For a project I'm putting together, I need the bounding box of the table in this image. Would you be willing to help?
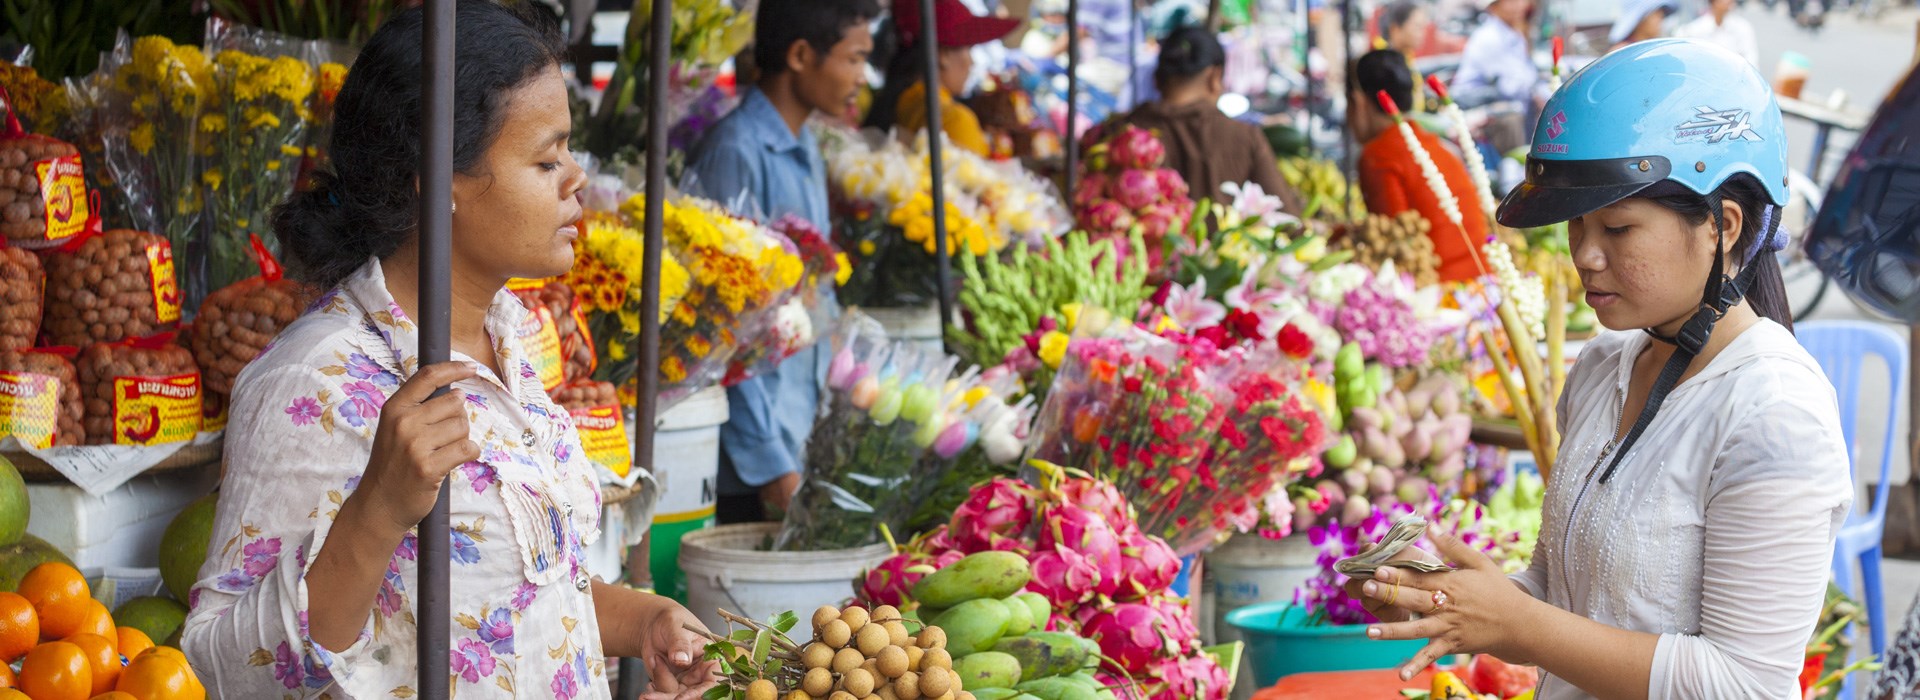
[1251,669,1436,700]
[1777,95,1872,182]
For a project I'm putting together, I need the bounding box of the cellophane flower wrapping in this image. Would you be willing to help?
[776,314,991,551]
[565,210,692,392]
[100,33,214,280]
[721,214,843,386]
[618,193,804,408]
[200,20,318,299]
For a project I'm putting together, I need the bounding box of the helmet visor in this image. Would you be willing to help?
[1496,155,1675,228]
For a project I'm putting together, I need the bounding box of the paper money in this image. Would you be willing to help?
[1333,515,1456,577]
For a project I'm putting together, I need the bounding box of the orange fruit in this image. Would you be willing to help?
[115,627,153,662]
[18,564,90,641]
[65,634,119,695]
[116,650,202,700]
[69,601,114,647]
[0,660,13,687]
[89,693,139,700]
[0,690,26,700]
[20,641,93,700]
[0,592,37,662]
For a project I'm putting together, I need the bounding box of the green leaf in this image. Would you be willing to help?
[730,629,757,644]
[771,610,799,635]
[703,685,732,700]
[751,629,771,667]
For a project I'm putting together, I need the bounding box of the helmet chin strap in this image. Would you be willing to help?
[1599,202,1779,483]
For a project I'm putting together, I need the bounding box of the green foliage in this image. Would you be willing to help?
[1,0,203,79]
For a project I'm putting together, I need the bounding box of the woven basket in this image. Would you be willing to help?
[6,440,223,483]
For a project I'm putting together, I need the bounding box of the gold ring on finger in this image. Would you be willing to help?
[1427,589,1449,615]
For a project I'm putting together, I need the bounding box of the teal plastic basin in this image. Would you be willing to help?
[1225,601,1427,687]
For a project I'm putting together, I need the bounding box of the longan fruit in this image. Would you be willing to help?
[804,667,835,696]
[876,645,909,678]
[916,627,947,651]
[894,671,923,700]
[856,622,891,655]
[919,666,952,697]
[954,693,975,700]
[841,606,872,632]
[877,686,900,700]
[822,619,854,649]
[747,679,777,700]
[804,642,835,669]
[784,692,811,700]
[922,648,953,672]
[815,605,843,630]
[844,668,877,697]
[831,693,858,700]
[883,621,910,647]
[833,646,866,674]
[872,605,902,622]
[905,645,925,672]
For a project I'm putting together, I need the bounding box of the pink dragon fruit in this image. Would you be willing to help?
[861,551,921,606]
[1154,168,1190,201]
[1075,172,1112,209]
[1083,199,1135,234]
[1149,595,1201,653]
[1113,530,1182,601]
[1136,207,1177,241]
[1110,126,1167,171]
[1112,169,1161,211]
[1038,504,1122,597]
[1080,602,1179,673]
[1060,478,1133,527]
[949,477,1036,554]
[1026,544,1103,609]
[1147,655,1231,700]
[1047,612,1081,633]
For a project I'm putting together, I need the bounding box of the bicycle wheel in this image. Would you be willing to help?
[1779,169,1831,321]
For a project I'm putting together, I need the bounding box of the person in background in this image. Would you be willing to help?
[686,0,879,524]
[869,0,1019,156]
[1675,0,1759,66]
[1610,0,1678,49]
[1349,49,1489,283]
[1451,0,1543,111]
[1376,0,1432,111]
[1109,25,1302,211]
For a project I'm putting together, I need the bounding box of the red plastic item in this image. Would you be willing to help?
[1251,669,1436,700]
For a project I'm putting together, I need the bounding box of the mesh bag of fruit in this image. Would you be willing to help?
[0,84,91,250]
[43,227,181,347]
[0,348,85,447]
[77,335,202,446]
[191,234,316,396]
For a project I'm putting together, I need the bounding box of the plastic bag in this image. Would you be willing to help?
[77,335,202,446]
[721,214,842,386]
[191,234,315,396]
[0,83,90,249]
[0,348,84,447]
[198,19,318,296]
[551,379,634,481]
[43,227,181,347]
[511,278,594,391]
[0,246,43,351]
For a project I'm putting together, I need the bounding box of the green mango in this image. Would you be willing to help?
[1014,592,1051,626]
[913,551,1032,608]
[955,651,1022,690]
[971,690,1022,700]
[1001,596,1035,636]
[932,598,1013,656]
[1015,676,1100,700]
[993,632,1099,681]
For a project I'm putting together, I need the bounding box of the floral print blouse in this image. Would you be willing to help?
[182,258,611,699]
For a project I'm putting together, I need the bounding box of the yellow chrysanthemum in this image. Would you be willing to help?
[1037,331,1070,369]
[129,123,156,155]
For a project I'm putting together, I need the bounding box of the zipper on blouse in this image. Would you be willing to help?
[1540,385,1626,697]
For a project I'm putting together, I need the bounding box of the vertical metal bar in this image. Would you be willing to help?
[1911,323,1918,541]
[1298,0,1314,157]
[1341,0,1354,217]
[1063,0,1080,194]
[1126,0,1136,109]
[617,0,673,691]
[922,0,955,348]
[415,0,455,695]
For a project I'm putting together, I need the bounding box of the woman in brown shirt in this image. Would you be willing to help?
[1111,26,1304,213]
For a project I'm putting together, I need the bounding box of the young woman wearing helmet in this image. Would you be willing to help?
[1344,39,1852,698]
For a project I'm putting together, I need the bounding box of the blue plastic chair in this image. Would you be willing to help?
[1799,320,1908,665]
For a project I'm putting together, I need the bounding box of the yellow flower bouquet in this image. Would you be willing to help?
[202,28,318,296]
[101,34,215,259]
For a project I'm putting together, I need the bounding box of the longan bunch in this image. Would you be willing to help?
[1338,212,1440,287]
[769,604,977,700]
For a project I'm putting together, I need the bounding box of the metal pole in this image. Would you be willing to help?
[1340,0,1354,216]
[617,0,673,692]
[1126,0,1136,109]
[1298,0,1314,157]
[415,0,454,695]
[1064,0,1080,194]
[922,0,955,348]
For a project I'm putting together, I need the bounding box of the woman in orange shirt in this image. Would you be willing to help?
[1348,49,1489,283]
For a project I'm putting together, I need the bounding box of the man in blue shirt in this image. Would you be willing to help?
[1450,0,1542,110]
[686,0,879,524]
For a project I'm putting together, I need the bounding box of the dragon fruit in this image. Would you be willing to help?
[949,477,1037,553]
[1076,171,1112,209]
[1084,199,1135,233]
[1112,169,1161,211]
[1110,126,1166,170]
[860,529,965,606]
[1148,655,1231,700]
[1038,504,1122,596]
[1149,595,1201,653]
[1080,602,1179,673]
[1113,529,1181,601]
[1154,168,1189,202]
[1060,478,1133,527]
[1136,207,1177,241]
[1026,544,1103,609]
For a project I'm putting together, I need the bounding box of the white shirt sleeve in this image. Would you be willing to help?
[1647,384,1852,698]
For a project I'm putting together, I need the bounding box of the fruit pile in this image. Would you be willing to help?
[1296,344,1474,530]
[1278,157,1365,222]
[863,471,1230,700]
[695,604,980,700]
[1406,656,1536,700]
[1335,212,1440,287]
[1,561,204,700]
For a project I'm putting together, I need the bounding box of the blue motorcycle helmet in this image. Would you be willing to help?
[1497,39,1792,483]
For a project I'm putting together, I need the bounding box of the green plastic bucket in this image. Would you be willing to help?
[1225,601,1427,687]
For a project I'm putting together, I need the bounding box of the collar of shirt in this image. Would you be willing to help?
[729,88,831,229]
[737,88,812,159]
[336,256,537,405]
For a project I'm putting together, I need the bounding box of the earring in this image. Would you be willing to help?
[451,201,458,215]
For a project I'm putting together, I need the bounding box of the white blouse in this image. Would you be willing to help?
[182,259,611,699]
[1513,321,1852,699]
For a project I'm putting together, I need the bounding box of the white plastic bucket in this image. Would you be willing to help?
[645,386,729,600]
[1204,534,1320,700]
[680,523,891,640]
[861,305,943,354]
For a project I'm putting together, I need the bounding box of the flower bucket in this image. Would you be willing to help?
[644,387,728,601]
[1226,601,1425,687]
[680,522,891,642]
[861,304,943,354]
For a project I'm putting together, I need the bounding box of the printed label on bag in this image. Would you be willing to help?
[517,306,565,392]
[202,389,228,433]
[0,371,62,449]
[33,155,88,242]
[569,303,596,376]
[145,242,181,324]
[507,278,547,293]
[112,373,201,446]
[570,403,632,478]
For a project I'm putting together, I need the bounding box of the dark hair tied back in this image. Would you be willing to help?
[1154,24,1226,86]
[1640,175,1796,333]
[272,0,567,289]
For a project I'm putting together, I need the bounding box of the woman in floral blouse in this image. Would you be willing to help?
[180,3,718,698]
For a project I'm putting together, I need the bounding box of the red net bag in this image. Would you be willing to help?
[77,335,201,446]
